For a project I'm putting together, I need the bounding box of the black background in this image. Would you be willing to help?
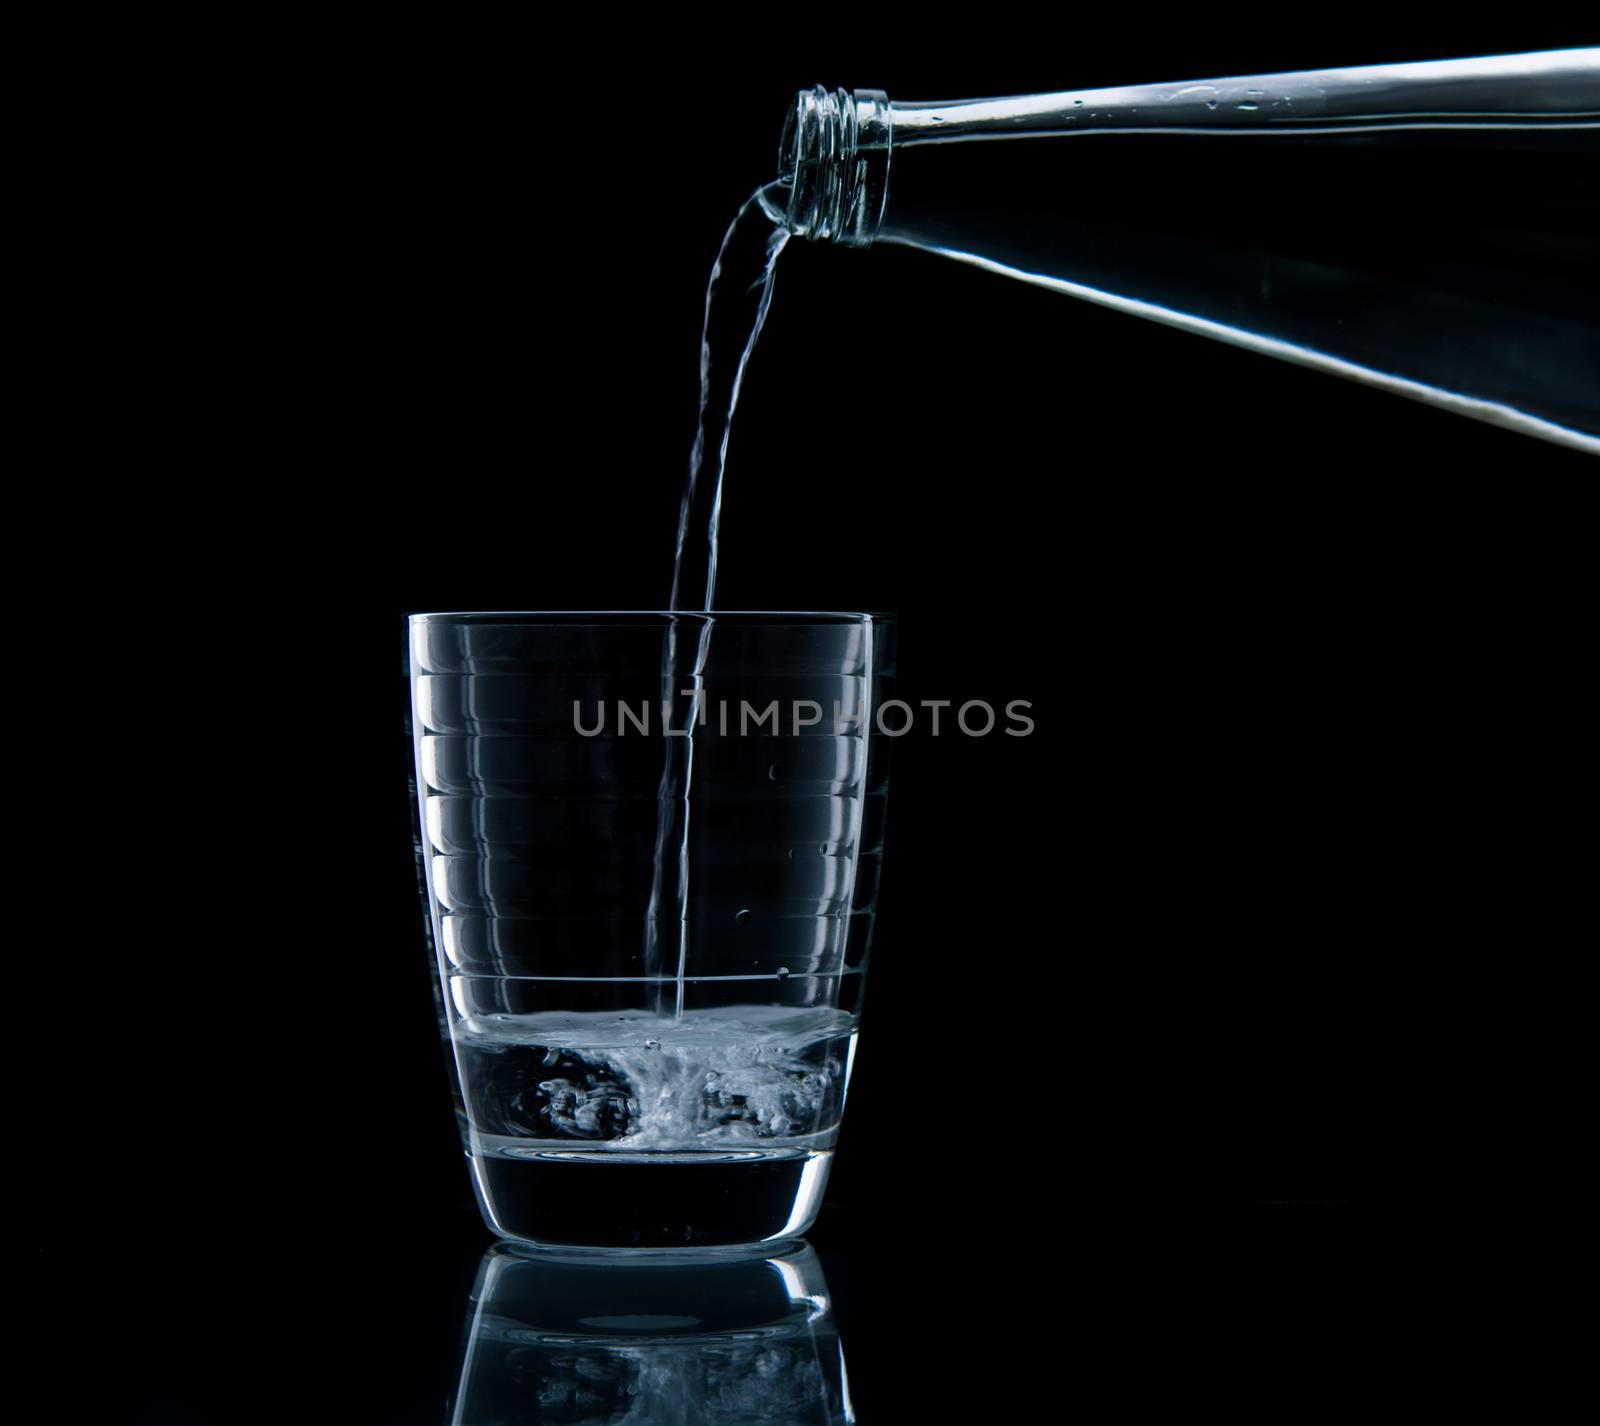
[69,19,1594,1424]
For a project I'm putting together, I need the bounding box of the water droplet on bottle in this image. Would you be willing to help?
[767,764,779,781]
[818,844,829,855]
[1237,102,1259,111]
[1073,98,1083,106]
[776,966,790,980]
[1205,99,1218,110]
[644,1037,660,1050]
[787,847,795,861]
[736,908,751,923]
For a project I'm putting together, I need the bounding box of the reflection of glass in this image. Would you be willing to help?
[447,1240,853,1424]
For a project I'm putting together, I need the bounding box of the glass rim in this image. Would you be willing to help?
[409,610,895,625]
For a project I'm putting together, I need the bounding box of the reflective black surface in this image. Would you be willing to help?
[71,16,1598,1423]
[90,1201,1355,1423]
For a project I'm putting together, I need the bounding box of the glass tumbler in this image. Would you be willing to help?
[408,612,893,1249]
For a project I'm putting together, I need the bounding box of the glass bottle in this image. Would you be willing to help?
[773,49,1600,452]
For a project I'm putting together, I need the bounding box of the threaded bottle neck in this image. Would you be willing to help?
[779,86,892,246]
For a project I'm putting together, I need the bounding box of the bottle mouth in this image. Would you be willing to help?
[778,86,891,246]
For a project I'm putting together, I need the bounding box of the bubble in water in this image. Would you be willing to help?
[735,909,751,924]
[787,847,795,861]
[459,1006,856,1150]
[767,764,779,781]
[776,966,790,980]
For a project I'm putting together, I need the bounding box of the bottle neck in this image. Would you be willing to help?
[779,86,892,247]
[779,50,1600,245]
[884,49,1600,140]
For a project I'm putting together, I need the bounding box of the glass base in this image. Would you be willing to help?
[467,1147,834,1251]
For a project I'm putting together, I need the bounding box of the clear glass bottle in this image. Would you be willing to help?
[773,49,1600,451]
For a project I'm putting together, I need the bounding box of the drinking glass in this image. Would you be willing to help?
[408,612,893,1249]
